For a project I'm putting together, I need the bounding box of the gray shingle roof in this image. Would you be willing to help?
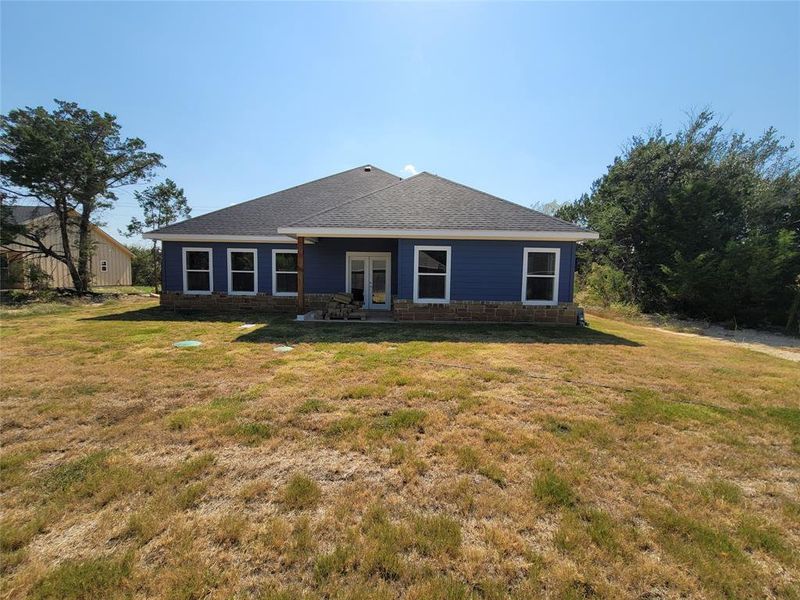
[148,166,593,238]
[149,165,400,237]
[7,205,54,224]
[286,172,590,233]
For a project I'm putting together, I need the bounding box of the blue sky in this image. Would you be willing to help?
[2,1,798,244]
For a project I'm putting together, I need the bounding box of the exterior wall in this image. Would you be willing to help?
[162,239,398,295]
[91,239,133,286]
[160,238,579,324]
[5,215,132,288]
[393,299,577,324]
[396,239,575,303]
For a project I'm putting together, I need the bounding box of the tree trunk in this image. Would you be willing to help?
[76,206,93,294]
[151,240,160,293]
[55,199,84,292]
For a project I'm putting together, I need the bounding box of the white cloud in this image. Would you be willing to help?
[403,164,419,176]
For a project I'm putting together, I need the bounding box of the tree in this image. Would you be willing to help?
[123,179,190,292]
[126,244,160,288]
[0,100,163,293]
[557,111,800,327]
[530,200,563,216]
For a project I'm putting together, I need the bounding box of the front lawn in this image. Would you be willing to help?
[1,297,798,599]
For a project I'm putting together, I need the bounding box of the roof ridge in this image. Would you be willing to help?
[285,172,423,227]
[420,172,590,232]
[151,165,400,233]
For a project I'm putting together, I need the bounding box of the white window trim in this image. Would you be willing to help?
[413,245,451,304]
[272,248,298,297]
[99,260,108,272]
[227,248,258,296]
[521,247,560,306]
[182,247,213,295]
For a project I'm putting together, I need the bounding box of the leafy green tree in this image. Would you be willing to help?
[126,244,160,288]
[123,179,190,292]
[0,100,163,293]
[558,111,800,327]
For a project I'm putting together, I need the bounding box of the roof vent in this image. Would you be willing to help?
[364,166,372,172]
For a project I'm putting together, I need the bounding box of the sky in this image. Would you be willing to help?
[2,1,798,244]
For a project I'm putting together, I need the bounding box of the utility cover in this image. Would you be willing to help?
[174,340,202,348]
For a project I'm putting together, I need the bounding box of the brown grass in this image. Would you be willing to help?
[1,296,798,598]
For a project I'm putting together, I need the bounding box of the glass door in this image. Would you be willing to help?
[347,253,391,310]
[369,257,388,310]
[350,258,366,304]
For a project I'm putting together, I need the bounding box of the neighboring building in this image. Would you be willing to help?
[145,166,598,323]
[1,206,133,289]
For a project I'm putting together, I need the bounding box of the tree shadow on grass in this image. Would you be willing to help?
[84,306,641,346]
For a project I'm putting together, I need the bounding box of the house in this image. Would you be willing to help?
[1,205,133,289]
[144,166,598,323]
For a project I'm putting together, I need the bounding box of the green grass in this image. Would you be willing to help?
[297,398,332,414]
[281,474,322,510]
[375,408,426,432]
[737,517,795,564]
[30,553,133,600]
[41,451,110,494]
[616,389,724,425]
[93,285,156,295]
[326,415,365,438]
[532,467,576,509]
[229,421,274,445]
[454,446,505,486]
[646,506,753,597]
[412,514,462,558]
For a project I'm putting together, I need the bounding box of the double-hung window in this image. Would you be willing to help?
[228,249,257,295]
[413,245,450,303]
[522,247,560,305]
[272,249,298,296]
[183,248,213,294]
[100,260,108,273]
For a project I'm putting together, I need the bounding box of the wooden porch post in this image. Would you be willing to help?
[297,236,305,315]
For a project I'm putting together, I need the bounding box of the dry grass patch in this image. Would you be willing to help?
[1,298,798,598]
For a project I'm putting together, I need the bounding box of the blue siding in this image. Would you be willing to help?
[304,238,398,295]
[397,239,576,303]
[163,239,397,295]
[163,238,576,302]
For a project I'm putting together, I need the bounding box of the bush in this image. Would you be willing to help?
[580,263,631,307]
[25,262,52,291]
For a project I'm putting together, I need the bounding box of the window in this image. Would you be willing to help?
[272,249,297,296]
[182,248,213,294]
[522,248,560,305]
[413,245,450,303]
[227,249,257,295]
[100,260,108,273]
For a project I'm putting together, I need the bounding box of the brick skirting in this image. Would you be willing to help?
[160,291,330,313]
[160,292,579,325]
[392,299,578,325]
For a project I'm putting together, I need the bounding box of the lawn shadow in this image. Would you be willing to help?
[84,306,641,346]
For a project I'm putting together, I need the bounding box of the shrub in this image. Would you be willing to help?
[580,263,632,307]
